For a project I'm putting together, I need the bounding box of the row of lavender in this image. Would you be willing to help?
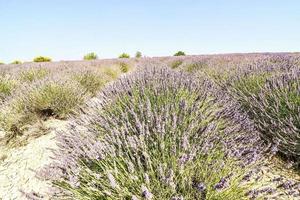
[31,55,300,199]
[166,53,300,165]
[213,54,300,166]
[0,60,133,146]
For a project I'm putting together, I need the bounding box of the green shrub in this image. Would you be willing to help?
[119,62,130,73]
[185,61,208,73]
[102,68,120,79]
[0,80,87,145]
[231,73,271,111]
[11,60,22,64]
[19,68,49,82]
[119,53,130,58]
[202,68,231,84]
[135,51,142,58]
[174,51,186,56]
[83,52,98,60]
[0,77,17,100]
[73,71,107,96]
[14,81,86,119]
[0,109,34,144]
[0,61,4,65]
[33,56,52,62]
[170,60,183,69]
[233,73,270,96]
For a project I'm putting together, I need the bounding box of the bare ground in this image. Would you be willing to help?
[0,119,67,200]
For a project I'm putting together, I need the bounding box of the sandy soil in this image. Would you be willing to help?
[0,119,67,200]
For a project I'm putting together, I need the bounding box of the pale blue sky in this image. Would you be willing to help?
[0,0,299,62]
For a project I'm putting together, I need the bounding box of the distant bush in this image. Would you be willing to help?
[174,51,186,56]
[19,68,49,82]
[83,52,98,60]
[0,61,4,65]
[119,53,130,58]
[11,60,22,64]
[135,51,142,58]
[170,60,183,69]
[33,56,52,62]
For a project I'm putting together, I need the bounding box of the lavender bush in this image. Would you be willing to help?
[119,62,130,73]
[40,66,270,199]
[0,75,17,101]
[19,68,49,82]
[0,78,87,145]
[231,70,300,163]
[169,60,183,69]
[73,70,108,96]
[208,54,300,167]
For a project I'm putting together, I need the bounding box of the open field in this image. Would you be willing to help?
[0,53,300,199]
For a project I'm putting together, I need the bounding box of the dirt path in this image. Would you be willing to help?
[0,120,67,200]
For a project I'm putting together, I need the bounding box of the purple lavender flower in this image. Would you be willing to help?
[214,177,229,191]
[141,185,153,200]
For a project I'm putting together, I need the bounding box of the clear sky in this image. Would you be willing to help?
[0,0,299,62]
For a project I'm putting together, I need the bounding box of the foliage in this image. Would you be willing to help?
[230,72,271,111]
[102,68,120,79]
[0,80,87,144]
[14,81,86,119]
[135,51,142,58]
[170,60,183,69]
[19,68,49,82]
[0,76,17,100]
[174,51,186,56]
[0,109,34,144]
[73,71,107,96]
[119,62,130,73]
[119,53,130,59]
[11,60,22,64]
[231,71,300,162]
[83,52,98,60]
[185,61,209,73]
[33,56,52,62]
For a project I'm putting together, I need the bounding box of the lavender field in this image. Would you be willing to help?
[0,53,300,199]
